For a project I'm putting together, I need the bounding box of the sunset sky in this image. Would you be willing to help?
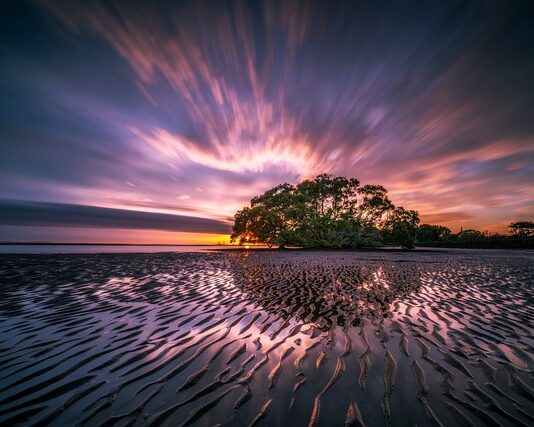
[1,1,533,243]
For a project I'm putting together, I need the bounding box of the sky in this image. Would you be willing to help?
[1,0,533,243]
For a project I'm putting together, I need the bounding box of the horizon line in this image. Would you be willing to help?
[0,242,236,246]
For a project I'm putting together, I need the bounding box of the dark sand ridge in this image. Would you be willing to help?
[0,250,532,426]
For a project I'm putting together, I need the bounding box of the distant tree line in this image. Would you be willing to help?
[415,221,534,249]
[231,174,419,249]
[231,174,534,250]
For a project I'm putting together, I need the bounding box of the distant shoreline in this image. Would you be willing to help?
[0,243,232,246]
[417,239,534,250]
[0,242,532,250]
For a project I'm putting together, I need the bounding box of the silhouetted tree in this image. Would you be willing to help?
[381,207,420,249]
[416,224,452,242]
[231,174,413,248]
[231,183,294,247]
[508,221,534,238]
[456,229,486,241]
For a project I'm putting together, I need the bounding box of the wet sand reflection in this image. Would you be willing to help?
[0,250,532,426]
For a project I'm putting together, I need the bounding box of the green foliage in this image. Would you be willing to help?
[508,221,534,238]
[414,221,534,249]
[231,174,416,248]
[455,229,487,241]
[416,224,452,242]
[381,207,420,249]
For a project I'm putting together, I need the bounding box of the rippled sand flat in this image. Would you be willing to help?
[0,249,533,426]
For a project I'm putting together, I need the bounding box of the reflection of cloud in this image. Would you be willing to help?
[0,200,231,233]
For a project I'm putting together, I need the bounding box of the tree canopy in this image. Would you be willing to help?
[508,221,534,238]
[231,174,419,249]
[413,222,534,249]
[416,224,452,242]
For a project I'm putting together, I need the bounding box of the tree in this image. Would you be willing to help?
[456,229,486,241]
[416,224,452,242]
[231,174,417,248]
[382,207,420,249]
[508,221,534,238]
[231,184,294,247]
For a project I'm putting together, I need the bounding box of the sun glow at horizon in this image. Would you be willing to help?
[0,2,532,242]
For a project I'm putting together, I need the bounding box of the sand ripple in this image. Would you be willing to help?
[0,250,532,426]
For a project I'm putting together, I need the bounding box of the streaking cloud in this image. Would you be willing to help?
[46,0,325,178]
[0,1,533,242]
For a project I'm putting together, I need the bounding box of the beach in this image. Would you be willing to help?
[0,249,533,426]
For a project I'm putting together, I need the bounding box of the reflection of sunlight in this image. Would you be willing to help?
[7,247,532,427]
[232,257,426,330]
[222,308,318,370]
[99,277,135,297]
[99,257,426,380]
[373,267,390,289]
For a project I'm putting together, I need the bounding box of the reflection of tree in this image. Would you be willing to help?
[229,256,423,330]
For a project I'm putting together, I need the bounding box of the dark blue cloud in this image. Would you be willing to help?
[0,200,231,233]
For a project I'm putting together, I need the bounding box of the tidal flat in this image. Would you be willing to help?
[0,249,533,426]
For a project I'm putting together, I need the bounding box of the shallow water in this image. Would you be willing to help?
[0,245,242,254]
[0,250,533,426]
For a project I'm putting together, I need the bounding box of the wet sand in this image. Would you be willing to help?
[0,249,533,426]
